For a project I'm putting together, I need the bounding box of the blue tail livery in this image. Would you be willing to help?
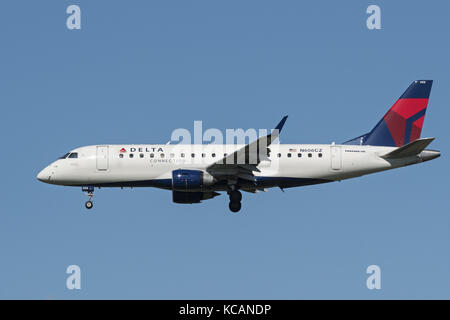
[344,80,433,147]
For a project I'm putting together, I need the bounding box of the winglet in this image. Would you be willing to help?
[275,115,288,133]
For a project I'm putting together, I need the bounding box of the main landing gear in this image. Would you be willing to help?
[228,189,242,213]
[82,186,94,210]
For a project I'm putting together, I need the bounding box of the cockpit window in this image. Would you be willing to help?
[58,152,70,159]
[68,152,78,158]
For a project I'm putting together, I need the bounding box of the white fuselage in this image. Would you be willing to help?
[37,143,435,191]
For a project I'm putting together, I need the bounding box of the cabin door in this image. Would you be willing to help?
[96,146,109,171]
[330,146,342,170]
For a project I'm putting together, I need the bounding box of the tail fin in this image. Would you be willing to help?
[344,80,433,147]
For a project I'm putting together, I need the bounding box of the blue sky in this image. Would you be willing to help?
[0,0,449,299]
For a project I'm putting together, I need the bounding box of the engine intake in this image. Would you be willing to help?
[172,169,215,191]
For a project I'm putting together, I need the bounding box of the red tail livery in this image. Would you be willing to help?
[344,80,433,147]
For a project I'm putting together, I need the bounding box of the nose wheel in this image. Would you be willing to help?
[82,186,94,210]
[85,200,93,209]
[228,190,242,213]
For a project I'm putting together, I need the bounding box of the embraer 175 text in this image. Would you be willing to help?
[37,81,440,212]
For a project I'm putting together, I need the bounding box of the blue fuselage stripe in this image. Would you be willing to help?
[73,177,331,189]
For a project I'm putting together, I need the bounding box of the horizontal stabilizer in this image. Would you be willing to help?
[380,137,435,159]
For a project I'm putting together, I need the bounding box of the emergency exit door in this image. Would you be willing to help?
[96,146,109,171]
[330,145,342,170]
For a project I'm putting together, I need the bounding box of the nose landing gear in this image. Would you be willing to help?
[85,200,93,209]
[82,186,94,210]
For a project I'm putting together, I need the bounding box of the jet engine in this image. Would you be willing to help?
[172,191,220,204]
[171,169,216,192]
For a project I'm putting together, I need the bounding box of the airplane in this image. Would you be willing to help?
[37,80,440,213]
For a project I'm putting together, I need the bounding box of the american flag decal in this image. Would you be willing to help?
[289,148,296,152]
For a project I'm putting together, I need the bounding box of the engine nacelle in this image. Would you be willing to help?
[172,169,216,192]
[172,191,219,204]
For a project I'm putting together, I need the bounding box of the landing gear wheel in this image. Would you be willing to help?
[229,201,241,213]
[82,186,95,210]
[85,200,93,209]
[230,190,242,202]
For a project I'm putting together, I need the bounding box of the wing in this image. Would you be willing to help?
[206,116,288,183]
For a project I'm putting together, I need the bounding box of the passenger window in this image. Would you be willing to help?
[140,153,144,158]
[318,153,323,158]
[202,153,206,158]
[287,153,291,158]
[191,153,195,158]
[308,153,312,158]
[297,153,302,158]
[181,153,185,158]
[119,154,124,159]
[68,152,78,158]
[129,154,134,158]
[212,153,216,157]
[224,153,227,157]
[150,153,154,158]
[170,153,175,158]
[277,153,281,158]
[160,153,165,158]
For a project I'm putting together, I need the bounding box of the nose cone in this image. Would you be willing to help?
[419,150,441,162]
[37,167,51,183]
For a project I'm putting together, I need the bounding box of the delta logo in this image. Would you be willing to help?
[119,147,164,153]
